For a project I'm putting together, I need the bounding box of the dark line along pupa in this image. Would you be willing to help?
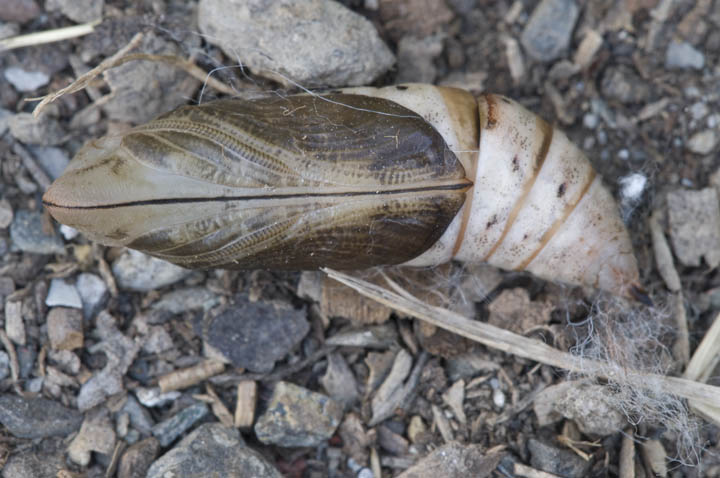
[42,84,642,300]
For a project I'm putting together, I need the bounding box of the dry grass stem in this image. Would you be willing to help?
[30,31,236,118]
[0,20,100,52]
[323,269,720,414]
[683,312,720,423]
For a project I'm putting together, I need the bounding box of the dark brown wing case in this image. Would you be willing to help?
[44,94,470,269]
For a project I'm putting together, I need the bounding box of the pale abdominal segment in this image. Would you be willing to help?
[42,84,640,299]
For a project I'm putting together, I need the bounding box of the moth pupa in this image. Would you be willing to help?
[42,84,642,300]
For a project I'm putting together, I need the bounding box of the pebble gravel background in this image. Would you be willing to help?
[1,0,720,477]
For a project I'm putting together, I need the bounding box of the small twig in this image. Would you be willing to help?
[323,268,720,412]
[31,32,237,117]
[31,32,145,117]
[0,20,100,52]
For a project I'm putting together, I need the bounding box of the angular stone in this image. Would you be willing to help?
[112,249,191,292]
[68,410,117,466]
[45,0,104,22]
[9,210,64,255]
[46,278,83,309]
[397,442,502,478]
[199,296,308,373]
[151,402,209,447]
[7,113,65,146]
[76,272,109,319]
[47,307,84,350]
[0,394,82,439]
[667,188,720,268]
[255,381,343,447]
[198,0,394,87]
[147,423,282,478]
[666,41,704,70]
[101,32,200,123]
[528,439,591,477]
[520,0,579,62]
[27,145,70,180]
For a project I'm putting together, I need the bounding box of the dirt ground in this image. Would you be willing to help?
[1,0,720,477]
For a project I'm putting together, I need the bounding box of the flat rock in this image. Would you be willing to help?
[45,0,104,22]
[151,286,220,314]
[46,278,82,309]
[667,188,720,268]
[687,129,718,154]
[47,307,84,350]
[3,66,49,92]
[520,0,579,62]
[151,402,209,447]
[600,65,650,105]
[198,0,394,87]
[112,249,191,292]
[27,146,70,180]
[255,381,343,447]
[148,423,282,478]
[528,438,591,478]
[0,394,82,439]
[0,0,40,23]
[9,210,64,255]
[199,295,308,373]
[1,437,65,478]
[397,442,502,478]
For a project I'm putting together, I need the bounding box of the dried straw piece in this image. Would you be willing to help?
[31,32,237,118]
[323,268,720,413]
[683,312,720,424]
[0,20,100,52]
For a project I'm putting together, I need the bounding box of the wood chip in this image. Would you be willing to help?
[648,210,681,292]
[636,98,670,122]
[671,292,690,366]
[619,429,635,478]
[573,29,603,69]
[503,36,525,83]
[441,379,466,424]
[234,381,257,429]
[431,404,453,443]
[158,360,225,393]
[640,439,668,478]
